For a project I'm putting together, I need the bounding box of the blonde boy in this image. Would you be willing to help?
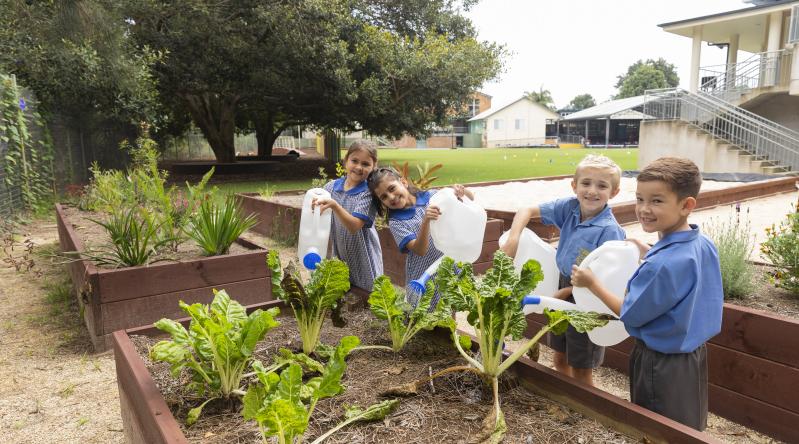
[501,154,625,386]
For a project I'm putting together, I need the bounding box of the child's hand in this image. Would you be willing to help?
[424,205,441,222]
[552,287,572,300]
[628,238,651,260]
[312,197,338,213]
[570,265,596,288]
[452,184,473,201]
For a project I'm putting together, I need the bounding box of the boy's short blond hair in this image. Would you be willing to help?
[637,157,701,199]
[575,154,622,189]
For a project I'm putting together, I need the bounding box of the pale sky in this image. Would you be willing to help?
[465,0,751,109]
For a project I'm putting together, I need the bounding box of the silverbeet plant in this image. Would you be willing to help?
[267,251,350,355]
[150,289,280,424]
[434,251,610,443]
[242,336,399,444]
[368,275,455,352]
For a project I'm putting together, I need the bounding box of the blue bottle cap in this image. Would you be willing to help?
[303,251,322,270]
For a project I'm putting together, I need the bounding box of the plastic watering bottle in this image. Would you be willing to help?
[409,257,443,295]
[499,228,559,313]
[297,188,332,270]
[429,188,487,263]
[571,240,640,346]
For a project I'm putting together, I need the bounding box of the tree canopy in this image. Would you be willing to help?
[524,86,555,110]
[568,94,595,111]
[615,58,678,99]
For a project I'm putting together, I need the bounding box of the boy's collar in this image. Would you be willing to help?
[332,177,367,195]
[388,191,430,220]
[573,202,614,227]
[646,224,700,257]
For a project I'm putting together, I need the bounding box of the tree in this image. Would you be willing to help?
[616,65,667,99]
[569,94,595,111]
[615,58,679,98]
[525,86,555,110]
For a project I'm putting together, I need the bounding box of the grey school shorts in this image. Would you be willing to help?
[629,339,708,431]
[547,274,606,369]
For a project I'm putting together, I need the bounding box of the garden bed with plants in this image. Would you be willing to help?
[113,251,717,444]
[56,134,273,351]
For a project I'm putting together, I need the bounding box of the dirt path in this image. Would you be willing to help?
[0,220,123,444]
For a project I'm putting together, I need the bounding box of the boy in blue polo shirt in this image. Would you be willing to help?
[501,154,625,387]
[571,157,723,431]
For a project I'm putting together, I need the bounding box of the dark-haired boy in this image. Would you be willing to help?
[571,157,723,431]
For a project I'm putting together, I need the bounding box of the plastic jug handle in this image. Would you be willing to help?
[312,202,321,231]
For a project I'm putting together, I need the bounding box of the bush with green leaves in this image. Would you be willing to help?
[433,252,609,442]
[267,251,350,355]
[149,289,281,424]
[185,195,257,256]
[87,206,171,267]
[703,216,756,299]
[368,275,454,352]
[761,207,799,295]
[243,335,398,444]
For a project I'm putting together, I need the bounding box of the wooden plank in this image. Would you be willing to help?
[100,277,271,335]
[95,250,269,303]
[710,304,799,367]
[484,219,503,241]
[113,331,189,444]
[707,343,799,414]
[709,383,799,444]
[475,241,499,264]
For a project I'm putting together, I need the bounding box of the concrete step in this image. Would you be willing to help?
[761,165,790,174]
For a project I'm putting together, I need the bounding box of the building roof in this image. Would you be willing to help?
[563,95,652,121]
[659,0,796,28]
[467,96,559,121]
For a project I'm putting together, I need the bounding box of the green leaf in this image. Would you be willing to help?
[368,276,403,321]
[277,364,304,405]
[242,384,267,421]
[186,398,216,426]
[266,250,285,300]
[262,398,309,441]
[275,348,325,374]
[153,318,190,345]
[210,289,247,324]
[313,336,360,400]
[240,308,280,356]
[344,399,400,421]
[150,340,191,376]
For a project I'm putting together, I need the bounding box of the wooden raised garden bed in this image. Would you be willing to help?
[525,303,799,443]
[55,203,273,351]
[113,299,719,443]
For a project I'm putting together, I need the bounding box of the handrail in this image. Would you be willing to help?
[643,88,798,172]
[699,49,792,100]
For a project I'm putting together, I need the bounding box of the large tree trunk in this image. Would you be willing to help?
[254,113,277,158]
[182,93,239,163]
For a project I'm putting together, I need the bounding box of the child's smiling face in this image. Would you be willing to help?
[635,180,693,235]
[571,166,620,220]
[344,149,376,183]
[372,177,413,210]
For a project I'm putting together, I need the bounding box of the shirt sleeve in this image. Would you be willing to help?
[539,197,573,228]
[322,180,334,193]
[597,224,626,245]
[621,260,688,328]
[389,218,416,253]
[350,191,375,228]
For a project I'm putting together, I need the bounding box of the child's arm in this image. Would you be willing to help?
[313,198,365,234]
[500,205,542,258]
[570,265,622,315]
[628,238,651,260]
[405,205,441,256]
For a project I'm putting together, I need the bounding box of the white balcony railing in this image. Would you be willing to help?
[699,49,793,102]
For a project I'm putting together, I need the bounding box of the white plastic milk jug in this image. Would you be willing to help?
[297,188,332,270]
[429,188,487,263]
[572,240,639,346]
[499,228,559,314]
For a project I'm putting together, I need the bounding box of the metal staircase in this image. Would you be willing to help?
[643,88,799,173]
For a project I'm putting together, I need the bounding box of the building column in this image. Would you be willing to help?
[604,118,610,147]
[584,120,589,145]
[765,11,784,86]
[689,27,703,93]
[726,33,739,87]
[790,45,799,95]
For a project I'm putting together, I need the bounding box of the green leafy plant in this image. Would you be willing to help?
[87,206,171,267]
[185,195,257,256]
[243,336,396,444]
[368,275,454,352]
[310,166,330,189]
[761,205,799,295]
[433,252,609,442]
[267,251,350,355]
[391,161,443,190]
[150,289,281,424]
[704,216,756,299]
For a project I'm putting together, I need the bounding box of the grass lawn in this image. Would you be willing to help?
[213,148,638,195]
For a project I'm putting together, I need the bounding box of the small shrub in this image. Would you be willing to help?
[761,206,799,296]
[88,207,171,267]
[391,161,443,190]
[185,195,258,256]
[703,216,756,299]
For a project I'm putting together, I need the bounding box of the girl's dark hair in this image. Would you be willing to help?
[344,139,378,164]
[366,166,420,216]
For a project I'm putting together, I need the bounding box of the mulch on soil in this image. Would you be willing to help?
[133,310,633,443]
[727,264,799,320]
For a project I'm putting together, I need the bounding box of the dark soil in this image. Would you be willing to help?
[132,310,634,443]
[727,264,799,320]
[60,204,258,269]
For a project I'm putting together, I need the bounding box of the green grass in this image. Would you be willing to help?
[211,148,638,194]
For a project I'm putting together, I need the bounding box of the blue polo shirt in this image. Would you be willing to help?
[539,197,626,277]
[621,225,723,354]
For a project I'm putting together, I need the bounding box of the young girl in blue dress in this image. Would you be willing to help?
[367,167,472,306]
[311,140,383,291]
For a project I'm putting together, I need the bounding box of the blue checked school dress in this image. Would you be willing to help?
[388,189,443,306]
[323,178,383,292]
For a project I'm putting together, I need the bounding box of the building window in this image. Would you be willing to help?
[515,119,525,130]
[493,119,502,130]
[469,98,481,117]
[791,5,799,43]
